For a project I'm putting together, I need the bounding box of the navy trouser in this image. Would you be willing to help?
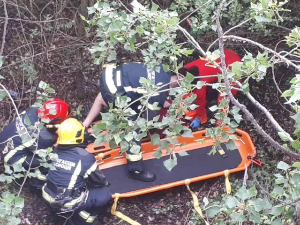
[71,187,112,225]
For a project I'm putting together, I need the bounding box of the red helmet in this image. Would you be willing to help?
[38,98,71,124]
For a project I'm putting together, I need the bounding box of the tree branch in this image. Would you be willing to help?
[223,35,300,71]
[215,0,300,159]
[0,0,8,56]
[234,80,294,143]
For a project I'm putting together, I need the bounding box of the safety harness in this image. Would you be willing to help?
[42,180,88,212]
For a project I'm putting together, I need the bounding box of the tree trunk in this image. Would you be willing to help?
[75,0,88,100]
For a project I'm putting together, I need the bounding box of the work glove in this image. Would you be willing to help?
[190,118,201,129]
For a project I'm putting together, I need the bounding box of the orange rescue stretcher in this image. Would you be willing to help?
[86,128,257,198]
[86,128,258,225]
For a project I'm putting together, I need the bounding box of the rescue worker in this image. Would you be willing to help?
[0,98,71,188]
[83,63,180,182]
[42,118,111,225]
[182,49,242,128]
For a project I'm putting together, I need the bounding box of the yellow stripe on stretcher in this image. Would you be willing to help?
[224,170,232,195]
[185,179,210,225]
[111,193,141,225]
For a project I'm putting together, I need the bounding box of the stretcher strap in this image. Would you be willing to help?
[111,193,141,225]
[224,170,232,195]
[185,179,210,225]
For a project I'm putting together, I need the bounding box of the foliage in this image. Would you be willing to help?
[86,0,192,70]
[188,161,299,224]
[0,191,24,225]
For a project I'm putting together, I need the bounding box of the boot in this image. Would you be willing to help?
[128,170,156,182]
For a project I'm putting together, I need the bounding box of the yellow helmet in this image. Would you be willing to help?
[57,118,85,145]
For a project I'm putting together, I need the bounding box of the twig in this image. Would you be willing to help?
[223,35,300,71]
[177,25,206,56]
[117,0,132,13]
[0,16,72,23]
[215,1,300,159]
[207,18,252,52]
[0,0,8,56]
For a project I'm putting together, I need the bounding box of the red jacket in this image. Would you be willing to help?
[183,49,242,121]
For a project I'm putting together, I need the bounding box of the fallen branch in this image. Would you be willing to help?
[215,0,300,159]
[234,80,294,143]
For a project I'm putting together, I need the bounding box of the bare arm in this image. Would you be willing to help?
[83,93,107,127]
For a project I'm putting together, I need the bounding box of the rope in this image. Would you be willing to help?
[111,193,141,225]
[95,153,104,161]
[224,170,232,195]
[185,179,210,225]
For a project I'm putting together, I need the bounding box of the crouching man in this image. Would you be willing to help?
[0,98,71,189]
[42,118,111,225]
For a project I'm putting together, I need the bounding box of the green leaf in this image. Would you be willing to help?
[185,72,194,83]
[166,18,178,26]
[271,219,283,225]
[225,196,240,209]
[114,134,122,145]
[230,212,246,222]
[270,206,284,216]
[153,149,162,159]
[278,131,291,142]
[14,197,24,208]
[24,114,31,126]
[151,134,160,146]
[92,123,107,134]
[163,158,177,171]
[124,133,134,142]
[272,186,284,196]
[235,186,250,201]
[206,205,220,218]
[292,162,300,168]
[196,81,205,89]
[292,140,300,149]
[249,198,264,212]
[38,81,48,89]
[0,174,8,182]
[162,64,170,72]
[0,89,7,101]
[0,56,3,67]
[139,77,148,84]
[277,161,290,171]
[178,151,189,157]
[94,136,105,146]
[209,105,218,112]
[282,89,294,97]
[120,141,129,152]
[6,216,21,225]
[226,139,237,150]
[182,129,194,138]
[248,186,257,198]
[20,133,31,143]
[107,51,116,62]
[130,145,141,154]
